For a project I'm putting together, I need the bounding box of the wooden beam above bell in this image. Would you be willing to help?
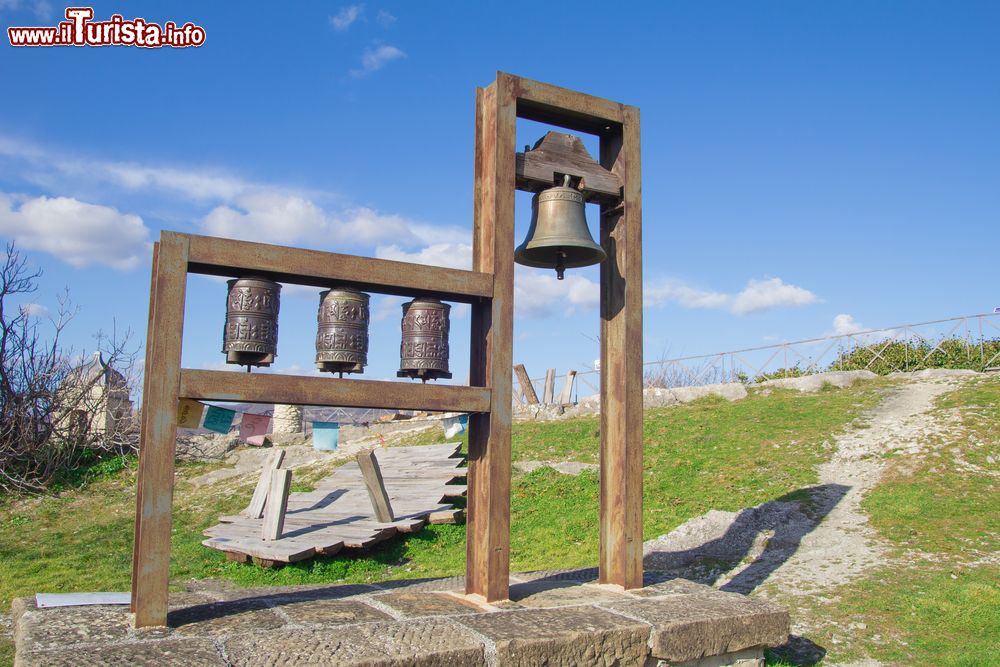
[515,131,622,203]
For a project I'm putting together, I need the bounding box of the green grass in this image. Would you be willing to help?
[777,375,1000,666]
[863,378,1000,559]
[0,381,886,664]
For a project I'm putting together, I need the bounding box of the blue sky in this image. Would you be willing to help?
[1,1,997,387]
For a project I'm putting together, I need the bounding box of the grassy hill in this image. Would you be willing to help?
[1,375,997,666]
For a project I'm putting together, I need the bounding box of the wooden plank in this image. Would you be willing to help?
[509,72,627,134]
[262,469,292,541]
[466,73,515,603]
[542,368,556,405]
[131,241,159,613]
[243,449,286,519]
[515,131,621,201]
[132,233,189,627]
[513,364,539,405]
[558,370,577,405]
[180,369,491,414]
[598,105,644,590]
[357,450,395,523]
[182,232,492,304]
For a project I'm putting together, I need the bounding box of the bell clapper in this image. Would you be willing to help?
[556,249,566,280]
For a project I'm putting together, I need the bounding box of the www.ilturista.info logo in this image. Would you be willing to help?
[7,7,206,48]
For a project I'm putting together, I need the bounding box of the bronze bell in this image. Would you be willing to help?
[223,276,281,369]
[315,287,370,377]
[514,174,606,279]
[397,298,452,382]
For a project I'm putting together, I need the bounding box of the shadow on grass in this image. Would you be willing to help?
[643,484,849,594]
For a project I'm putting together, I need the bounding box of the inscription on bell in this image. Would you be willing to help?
[398,297,452,381]
[316,288,370,376]
[222,277,281,368]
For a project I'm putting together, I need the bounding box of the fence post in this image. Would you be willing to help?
[542,368,556,404]
[513,364,540,405]
[558,370,577,405]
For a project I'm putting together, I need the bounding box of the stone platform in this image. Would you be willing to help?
[12,569,788,666]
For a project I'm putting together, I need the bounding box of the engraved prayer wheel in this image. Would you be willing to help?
[222,276,281,368]
[397,298,452,382]
[315,287,370,376]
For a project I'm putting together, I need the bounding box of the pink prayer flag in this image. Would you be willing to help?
[239,413,271,441]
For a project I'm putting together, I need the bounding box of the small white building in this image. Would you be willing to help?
[56,352,133,439]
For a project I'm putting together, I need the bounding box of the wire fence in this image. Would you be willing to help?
[514,311,1000,404]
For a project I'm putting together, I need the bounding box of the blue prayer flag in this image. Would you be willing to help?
[312,421,339,450]
[203,406,236,434]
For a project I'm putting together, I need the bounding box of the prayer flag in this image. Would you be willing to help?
[203,406,236,434]
[239,413,271,441]
[312,421,339,450]
[443,414,468,439]
[176,399,204,429]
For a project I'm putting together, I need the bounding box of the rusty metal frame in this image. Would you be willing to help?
[130,231,497,627]
[131,72,644,627]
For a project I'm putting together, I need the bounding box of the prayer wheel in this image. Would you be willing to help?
[315,287,370,376]
[397,297,452,381]
[222,276,281,368]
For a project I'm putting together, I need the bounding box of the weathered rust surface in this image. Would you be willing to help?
[183,232,493,303]
[131,241,159,611]
[516,131,622,202]
[398,298,452,381]
[316,287,369,375]
[466,74,515,603]
[511,73,627,135]
[132,233,189,627]
[223,276,280,368]
[599,103,644,590]
[179,369,490,413]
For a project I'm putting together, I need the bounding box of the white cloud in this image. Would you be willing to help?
[330,4,364,31]
[202,191,327,244]
[0,0,51,19]
[0,193,150,270]
[376,9,396,27]
[202,194,441,250]
[0,136,262,202]
[372,294,406,322]
[19,302,48,317]
[645,276,818,315]
[644,280,730,309]
[832,313,867,336]
[375,242,597,318]
[515,267,599,318]
[376,242,472,270]
[829,313,897,343]
[731,277,818,315]
[350,45,405,77]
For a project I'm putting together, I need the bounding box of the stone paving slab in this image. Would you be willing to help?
[601,592,789,663]
[457,605,651,667]
[506,580,626,608]
[13,599,132,652]
[12,571,789,666]
[373,591,485,617]
[17,638,225,667]
[223,618,485,667]
[169,599,286,637]
[279,598,394,626]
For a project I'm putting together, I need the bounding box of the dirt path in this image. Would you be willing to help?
[642,373,974,665]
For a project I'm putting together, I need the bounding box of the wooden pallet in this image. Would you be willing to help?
[202,443,467,565]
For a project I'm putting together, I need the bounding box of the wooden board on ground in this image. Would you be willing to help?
[202,443,467,564]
